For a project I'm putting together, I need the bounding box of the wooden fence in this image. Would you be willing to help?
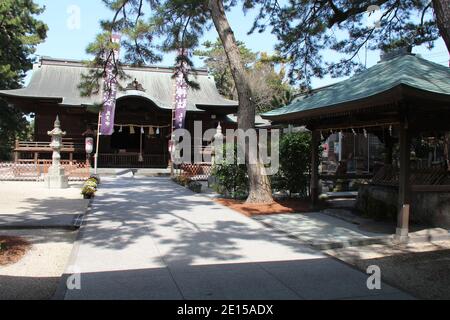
[0,160,90,181]
[371,165,450,191]
[178,163,212,181]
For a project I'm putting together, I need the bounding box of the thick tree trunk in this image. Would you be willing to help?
[209,0,273,203]
[433,0,450,53]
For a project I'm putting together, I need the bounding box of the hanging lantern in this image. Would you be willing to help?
[156,127,160,135]
[149,126,155,135]
[119,125,123,133]
[85,137,94,155]
[130,125,135,134]
[363,129,368,138]
[141,126,145,134]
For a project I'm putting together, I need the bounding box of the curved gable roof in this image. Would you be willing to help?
[0,57,238,113]
[262,54,450,121]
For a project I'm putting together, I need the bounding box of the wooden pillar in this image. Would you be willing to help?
[384,135,394,165]
[14,140,19,163]
[444,132,450,171]
[310,130,320,207]
[395,123,411,242]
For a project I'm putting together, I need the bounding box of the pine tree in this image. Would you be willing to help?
[0,0,47,160]
[80,0,275,203]
[250,0,448,87]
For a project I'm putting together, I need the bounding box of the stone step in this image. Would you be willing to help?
[92,168,171,177]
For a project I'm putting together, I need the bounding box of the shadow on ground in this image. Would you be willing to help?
[0,275,60,300]
[0,177,417,300]
[61,258,411,300]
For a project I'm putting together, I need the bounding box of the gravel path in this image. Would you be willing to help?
[0,181,87,229]
[0,181,83,214]
[326,240,450,299]
[0,229,78,300]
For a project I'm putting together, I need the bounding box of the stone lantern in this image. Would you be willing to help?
[45,116,69,189]
[211,122,224,166]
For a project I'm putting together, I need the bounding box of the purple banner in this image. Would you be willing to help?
[174,50,188,130]
[100,33,121,136]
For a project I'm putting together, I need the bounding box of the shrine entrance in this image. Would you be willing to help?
[97,96,171,168]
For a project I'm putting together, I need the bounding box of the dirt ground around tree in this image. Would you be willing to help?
[0,236,32,266]
[214,198,313,216]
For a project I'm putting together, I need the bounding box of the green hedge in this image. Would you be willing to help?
[272,131,312,197]
[211,143,248,199]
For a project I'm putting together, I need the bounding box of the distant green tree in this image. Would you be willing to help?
[194,38,256,99]
[0,0,47,89]
[270,90,294,110]
[195,39,292,113]
[0,100,33,160]
[0,0,47,159]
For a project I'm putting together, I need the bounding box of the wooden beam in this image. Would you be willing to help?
[310,130,320,207]
[395,122,411,243]
[309,118,400,132]
[319,173,374,180]
[411,185,450,192]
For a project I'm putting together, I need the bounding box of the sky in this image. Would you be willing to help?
[31,0,449,88]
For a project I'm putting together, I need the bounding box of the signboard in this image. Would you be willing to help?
[100,33,121,136]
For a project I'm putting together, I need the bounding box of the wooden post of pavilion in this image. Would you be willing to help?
[384,134,394,165]
[310,129,320,207]
[14,139,19,163]
[395,121,411,242]
[94,112,101,175]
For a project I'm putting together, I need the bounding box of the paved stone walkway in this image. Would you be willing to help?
[253,212,391,249]
[0,181,88,229]
[60,177,413,300]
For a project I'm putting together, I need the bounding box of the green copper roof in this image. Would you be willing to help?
[262,54,450,120]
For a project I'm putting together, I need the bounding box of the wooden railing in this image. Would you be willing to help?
[98,153,168,168]
[371,165,450,191]
[15,139,85,152]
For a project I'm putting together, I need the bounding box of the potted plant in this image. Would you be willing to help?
[81,179,97,199]
[188,181,202,193]
[89,175,101,185]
